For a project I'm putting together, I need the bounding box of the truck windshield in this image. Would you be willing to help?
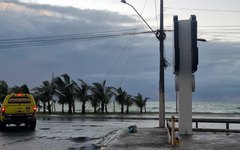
[8,97,31,103]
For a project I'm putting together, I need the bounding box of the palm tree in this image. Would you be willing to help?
[91,81,105,113]
[133,93,149,113]
[9,86,22,94]
[90,80,113,113]
[73,79,90,114]
[53,73,75,114]
[58,95,66,113]
[32,81,53,114]
[104,86,114,113]
[9,84,30,94]
[89,93,100,113]
[114,87,126,114]
[125,94,133,114]
[20,84,30,94]
[0,81,8,103]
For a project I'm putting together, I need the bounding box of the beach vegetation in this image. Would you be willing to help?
[0,75,150,114]
[114,87,126,114]
[90,80,114,113]
[9,84,30,94]
[133,93,149,113]
[0,80,8,103]
[53,73,75,114]
[73,79,90,114]
[125,94,133,114]
[32,80,53,114]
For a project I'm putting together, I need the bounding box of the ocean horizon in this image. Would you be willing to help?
[45,100,240,114]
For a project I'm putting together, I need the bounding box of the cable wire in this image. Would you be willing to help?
[0,30,152,49]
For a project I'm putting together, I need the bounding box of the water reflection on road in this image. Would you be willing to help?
[0,116,158,150]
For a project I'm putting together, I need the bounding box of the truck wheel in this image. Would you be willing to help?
[29,121,36,130]
[0,122,6,131]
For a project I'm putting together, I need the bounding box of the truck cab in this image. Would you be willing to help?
[0,93,37,130]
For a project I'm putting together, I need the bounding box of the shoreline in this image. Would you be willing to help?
[36,112,240,121]
[36,111,240,115]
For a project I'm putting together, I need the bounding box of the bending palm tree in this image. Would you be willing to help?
[133,93,149,113]
[0,81,8,103]
[125,94,133,114]
[54,73,75,114]
[20,84,31,94]
[104,87,113,113]
[91,80,113,113]
[9,84,30,94]
[73,79,90,114]
[32,81,53,114]
[114,87,126,114]
[89,93,100,113]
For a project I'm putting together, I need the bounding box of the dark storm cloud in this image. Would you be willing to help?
[193,42,240,101]
[0,1,240,101]
[0,1,157,96]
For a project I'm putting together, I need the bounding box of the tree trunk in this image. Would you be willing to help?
[126,105,129,114]
[94,106,97,113]
[101,102,104,114]
[140,107,143,114]
[121,104,124,114]
[82,103,85,114]
[68,101,72,114]
[47,99,51,114]
[62,104,64,113]
[105,104,108,113]
[73,101,75,113]
[43,102,46,114]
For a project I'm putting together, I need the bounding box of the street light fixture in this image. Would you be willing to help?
[121,0,155,35]
[121,0,166,128]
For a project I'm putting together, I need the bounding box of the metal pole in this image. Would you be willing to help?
[159,0,165,128]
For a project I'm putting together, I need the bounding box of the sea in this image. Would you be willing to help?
[42,100,240,130]
[49,100,240,114]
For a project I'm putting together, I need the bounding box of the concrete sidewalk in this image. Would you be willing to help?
[101,128,169,150]
[101,127,240,150]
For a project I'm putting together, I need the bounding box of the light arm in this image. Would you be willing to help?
[121,0,156,36]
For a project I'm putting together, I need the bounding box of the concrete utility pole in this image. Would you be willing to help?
[159,0,165,128]
[121,0,166,128]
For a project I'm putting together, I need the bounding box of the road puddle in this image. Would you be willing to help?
[69,137,99,143]
[40,128,50,130]
[72,125,103,127]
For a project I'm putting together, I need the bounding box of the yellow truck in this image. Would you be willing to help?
[0,93,37,130]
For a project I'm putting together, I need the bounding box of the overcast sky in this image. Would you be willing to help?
[0,0,240,101]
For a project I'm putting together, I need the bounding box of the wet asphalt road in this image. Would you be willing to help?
[0,116,158,150]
